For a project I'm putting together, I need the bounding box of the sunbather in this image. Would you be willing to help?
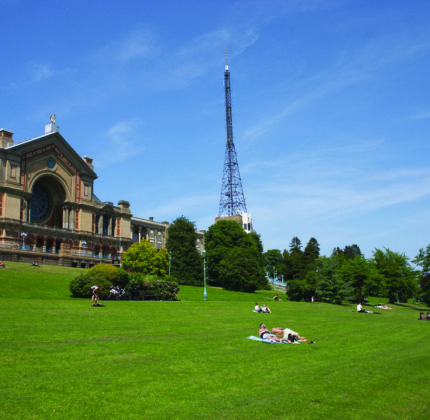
[258,323,290,343]
[271,327,308,342]
[261,304,271,313]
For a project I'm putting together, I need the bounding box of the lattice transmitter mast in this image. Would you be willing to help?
[218,50,248,219]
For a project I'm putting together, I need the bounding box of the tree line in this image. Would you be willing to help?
[264,236,430,304]
[107,215,430,304]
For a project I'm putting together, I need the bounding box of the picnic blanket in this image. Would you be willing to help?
[246,336,292,344]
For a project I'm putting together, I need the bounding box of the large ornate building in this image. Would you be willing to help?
[0,119,204,267]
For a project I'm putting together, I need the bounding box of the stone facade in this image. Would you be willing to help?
[0,124,204,268]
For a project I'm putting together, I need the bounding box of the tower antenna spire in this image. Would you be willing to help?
[218,51,249,222]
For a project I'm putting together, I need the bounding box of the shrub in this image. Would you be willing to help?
[124,273,179,301]
[69,272,112,299]
[87,264,123,284]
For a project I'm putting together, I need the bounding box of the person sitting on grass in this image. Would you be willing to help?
[261,304,271,313]
[273,294,281,301]
[258,323,290,343]
[253,303,262,312]
[357,303,366,312]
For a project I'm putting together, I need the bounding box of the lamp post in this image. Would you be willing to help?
[169,250,172,276]
[81,240,87,256]
[21,232,27,249]
[203,250,207,301]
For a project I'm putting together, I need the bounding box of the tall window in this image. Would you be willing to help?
[103,215,109,236]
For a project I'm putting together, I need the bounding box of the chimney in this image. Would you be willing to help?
[0,129,14,148]
[83,156,94,170]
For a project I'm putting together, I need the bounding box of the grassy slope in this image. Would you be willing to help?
[0,262,429,419]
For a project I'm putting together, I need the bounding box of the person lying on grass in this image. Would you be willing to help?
[271,327,308,342]
[261,304,271,313]
[259,323,291,343]
[375,302,393,310]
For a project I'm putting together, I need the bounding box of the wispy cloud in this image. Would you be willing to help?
[27,61,54,82]
[410,111,430,120]
[96,120,145,167]
[97,27,161,63]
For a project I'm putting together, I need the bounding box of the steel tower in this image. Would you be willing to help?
[218,51,248,218]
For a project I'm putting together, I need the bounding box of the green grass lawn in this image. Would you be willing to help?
[1,262,429,419]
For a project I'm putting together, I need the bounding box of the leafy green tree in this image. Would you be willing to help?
[280,249,292,282]
[412,245,430,304]
[316,256,352,304]
[250,231,264,267]
[332,244,361,259]
[285,238,320,301]
[219,247,266,293]
[122,239,169,276]
[205,220,249,286]
[204,220,268,291]
[304,237,320,271]
[336,256,383,302]
[372,248,417,303]
[280,237,305,285]
[166,216,203,286]
[263,249,283,278]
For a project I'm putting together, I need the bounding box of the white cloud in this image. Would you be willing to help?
[27,62,54,82]
[96,120,145,167]
[98,27,161,63]
[410,111,430,120]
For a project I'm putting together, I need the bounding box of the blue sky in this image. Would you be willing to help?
[2,0,430,259]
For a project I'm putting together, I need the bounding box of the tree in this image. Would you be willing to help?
[336,255,383,302]
[412,245,430,304]
[315,256,352,304]
[122,239,169,276]
[204,220,249,286]
[219,247,266,293]
[166,216,203,286]
[304,237,320,271]
[263,249,283,278]
[204,220,268,291]
[332,244,361,259]
[289,237,305,280]
[372,248,417,303]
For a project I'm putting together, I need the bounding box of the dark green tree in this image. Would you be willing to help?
[413,245,430,304]
[263,249,283,278]
[336,255,383,302]
[166,216,203,286]
[289,236,305,280]
[332,244,361,259]
[316,256,352,304]
[204,220,268,291]
[219,247,266,293]
[304,237,320,271]
[372,248,417,303]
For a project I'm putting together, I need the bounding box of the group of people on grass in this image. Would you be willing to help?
[253,303,271,313]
